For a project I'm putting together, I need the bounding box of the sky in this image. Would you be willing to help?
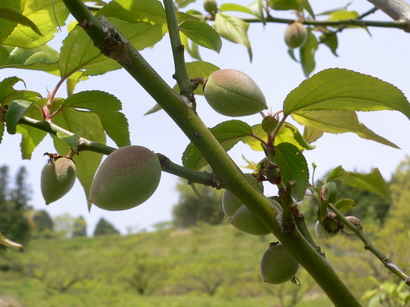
[0,0,409,235]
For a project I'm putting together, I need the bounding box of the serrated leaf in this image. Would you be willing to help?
[3,0,69,48]
[327,166,392,204]
[214,13,252,61]
[0,1,22,43]
[179,20,222,52]
[335,198,355,213]
[59,19,167,78]
[0,7,42,36]
[52,108,106,201]
[242,123,314,151]
[283,68,410,120]
[182,120,252,170]
[299,28,318,77]
[272,142,309,201]
[6,100,33,134]
[292,110,399,148]
[0,76,41,107]
[63,91,130,147]
[98,0,166,24]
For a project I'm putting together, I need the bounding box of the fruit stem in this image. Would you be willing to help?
[329,203,410,285]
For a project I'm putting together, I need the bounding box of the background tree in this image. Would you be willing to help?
[172,179,224,228]
[32,210,54,238]
[72,216,87,237]
[93,217,120,236]
[0,166,32,250]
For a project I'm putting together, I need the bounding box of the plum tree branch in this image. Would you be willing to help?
[18,116,219,187]
[328,203,410,286]
[163,0,194,100]
[367,0,410,31]
[61,0,361,305]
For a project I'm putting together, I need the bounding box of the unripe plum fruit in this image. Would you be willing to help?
[260,243,299,284]
[204,0,217,13]
[231,204,271,235]
[89,145,161,211]
[41,157,76,205]
[203,69,267,117]
[222,174,263,218]
[314,221,338,239]
[284,22,307,49]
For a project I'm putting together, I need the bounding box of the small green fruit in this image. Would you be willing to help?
[314,220,338,239]
[284,22,307,49]
[89,145,161,211]
[204,0,217,13]
[260,243,299,284]
[231,205,270,235]
[222,174,262,218]
[204,69,267,116]
[41,157,76,205]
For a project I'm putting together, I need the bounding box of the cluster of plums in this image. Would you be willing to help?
[41,146,162,211]
[222,174,300,284]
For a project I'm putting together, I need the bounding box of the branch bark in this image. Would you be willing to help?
[367,0,410,31]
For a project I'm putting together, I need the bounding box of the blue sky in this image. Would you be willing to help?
[0,0,409,235]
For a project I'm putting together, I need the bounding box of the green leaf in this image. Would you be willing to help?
[180,32,202,60]
[63,91,130,147]
[327,166,392,204]
[272,142,309,201]
[52,108,106,201]
[175,0,196,8]
[283,68,410,119]
[179,20,222,52]
[16,100,47,159]
[301,0,315,19]
[0,7,42,36]
[182,120,252,170]
[0,45,64,76]
[5,100,33,134]
[291,110,399,148]
[242,123,314,151]
[299,28,318,77]
[303,126,323,144]
[0,1,22,43]
[321,33,338,56]
[98,0,166,24]
[214,13,252,61]
[56,130,83,152]
[247,0,265,23]
[219,4,259,17]
[3,0,69,48]
[0,76,41,106]
[59,19,167,78]
[174,61,220,96]
[335,198,355,213]
[268,0,300,10]
[328,10,359,22]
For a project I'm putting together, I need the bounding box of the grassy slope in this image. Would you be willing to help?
[0,224,332,307]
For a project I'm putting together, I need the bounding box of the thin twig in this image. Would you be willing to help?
[328,203,410,286]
